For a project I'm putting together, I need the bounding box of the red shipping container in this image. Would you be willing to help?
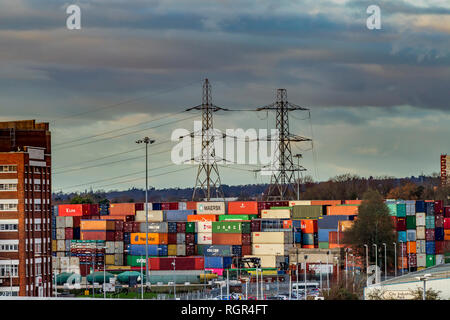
[212,233,242,245]
[445,207,450,217]
[177,222,186,233]
[283,220,292,229]
[435,241,445,254]
[390,216,397,227]
[425,229,435,241]
[58,204,93,217]
[114,231,123,241]
[228,201,258,215]
[124,222,134,233]
[344,200,363,205]
[115,221,124,231]
[132,222,141,233]
[435,200,444,214]
[135,203,144,211]
[81,230,115,241]
[194,257,204,270]
[435,214,444,228]
[251,220,262,232]
[100,215,126,222]
[399,243,407,256]
[408,254,417,268]
[168,233,177,244]
[311,200,342,206]
[444,218,450,230]
[186,244,195,256]
[161,202,179,210]
[396,218,406,231]
[185,233,195,245]
[109,203,136,216]
[73,216,81,228]
[187,201,197,210]
[65,228,73,240]
[242,245,252,256]
[241,233,251,245]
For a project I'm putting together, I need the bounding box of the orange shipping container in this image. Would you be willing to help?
[398,257,407,269]
[228,201,258,215]
[445,230,450,241]
[187,214,217,222]
[80,220,115,231]
[109,203,136,216]
[300,219,318,233]
[327,205,359,216]
[212,233,242,245]
[407,241,416,254]
[338,220,354,233]
[311,200,342,206]
[329,243,345,249]
[283,220,292,229]
[302,245,315,249]
[344,200,363,205]
[130,233,168,245]
[100,215,128,222]
[186,201,197,210]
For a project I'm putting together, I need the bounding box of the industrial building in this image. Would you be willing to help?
[0,120,52,297]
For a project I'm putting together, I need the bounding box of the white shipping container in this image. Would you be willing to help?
[251,244,291,255]
[65,240,71,251]
[105,241,115,254]
[135,210,164,222]
[289,201,311,206]
[416,226,426,239]
[114,241,124,253]
[436,255,445,265]
[197,232,213,245]
[56,252,65,258]
[416,240,426,254]
[178,202,187,210]
[252,232,290,244]
[243,255,286,268]
[65,216,73,228]
[196,202,225,215]
[69,257,80,267]
[56,217,66,229]
[176,233,186,244]
[56,228,65,240]
[60,257,70,271]
[52,257,60,269]
[176,244,186,256]
[197,221,213,233]
[261,209,291,219]
[416,213,426,226]
[114,254,123,266]
[417,254,426,267]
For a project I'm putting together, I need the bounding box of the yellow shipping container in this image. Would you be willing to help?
[168,244,177,256]
[52,240,57,252]
[261,209,291,219]
[135,210,164,222]
[251,232,288,244]
[105,254,115,265]
[80,220,115,231]
[130,232,168,245]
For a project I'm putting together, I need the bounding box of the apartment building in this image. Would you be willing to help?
[0,120,52,296]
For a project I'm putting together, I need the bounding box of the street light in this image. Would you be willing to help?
[400,240,404,275]
[372,244,378,283]
[383,243,387,281]
[393,242,397,277]
[416,274,431,300]
[363,244,369,286]
[172,259,176,300]
[319,260,322,291]
[345,248,349,287]
[136,136,155,286]
[326,251,330,292]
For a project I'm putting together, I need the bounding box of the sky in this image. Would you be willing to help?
[0,0,449,192]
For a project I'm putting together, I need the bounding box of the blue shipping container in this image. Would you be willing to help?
[164,210,195,222]
[318,216,354,229]
[435,228,444,241]
[204,256,232,269]
[426,202,435,215]
[397,231,407,243]
[426,241,435,255]
[415,201,425,213]
[294,232,302,244]
[302,233,315,245]
[127,244,168,256]
[318,228,335,242]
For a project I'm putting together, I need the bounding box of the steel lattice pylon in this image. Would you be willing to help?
[257,89,311,200]
[186,78,226,201]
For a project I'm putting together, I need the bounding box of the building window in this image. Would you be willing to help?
[34,184,41,191]
[0,264,18,277]
[0,184,17,191]
[34,204,41,211]
[0,224,18,231]
[0,165,17,173]
[0,244,18,252]
[0,204,18,211]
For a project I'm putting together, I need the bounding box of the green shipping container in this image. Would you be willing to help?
[445,253,450,264]
[426,255,435,268]
[406,216,416,229]
[218,214,258,221]
[387,203,397,217]
[127,255,147,267]
[292,205,323,219]
[396,204,406,217]
[425,216,435,229]
[318,242,329,249]
[212,221,250,234]
[270,206,291,210]
[186,222,196,233]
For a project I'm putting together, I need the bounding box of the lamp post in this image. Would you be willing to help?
[393,242,397,277]
[172,259,176,300]
[400,240,404,275]
[304,255,308,301]
[334,256,339,284]
[363,244,369,286]
[345,248,348,287]
[383,243,387,281]
[372,244,378,284]
[136,136,155,286]
[416,274,431,300]
[326,251,330,292]
[319,260,322,291]
[408,241,411,274]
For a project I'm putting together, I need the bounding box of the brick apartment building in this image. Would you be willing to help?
[0,120,52,296]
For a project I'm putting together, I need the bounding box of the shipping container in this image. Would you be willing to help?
[130,233,168,245]
[165,210,195,222]
[261,209,291,219]
[327,205,359,216]
[318,229,335,242]
[187,214,217,222]
[197,233,213,245]
[251,244,291,255]
[318,215,354,229]
[127,245,168,257]
[416,212,426,226]
[196,202,225,215]
[417,253,426,267]
[227,201,258,215]
[204,256,232,269]
[310,200,342,206]
[416,226,426,240]
[212,233,243,245]
[212,221,250,234]
[110,203,136,216]
[292,205,323,219]
[243,255,287,268]
[407,241,416,254]
[300,219,318,234]
[196,245,233,256]
[251,232,292,244]
[58,204,98,217]
[218,214,257,221]
[289,200,311,206]
[135,210,164,222]
[80,220,115,231]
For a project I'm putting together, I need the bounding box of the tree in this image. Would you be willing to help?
[410,287,441,300]
[343,189,396,273]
